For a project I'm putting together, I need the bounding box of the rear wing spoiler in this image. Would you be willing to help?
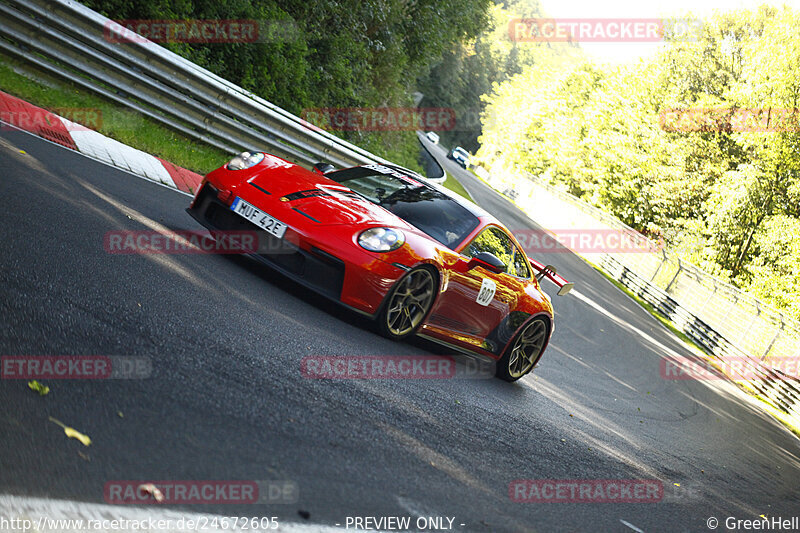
[529,259,574,296]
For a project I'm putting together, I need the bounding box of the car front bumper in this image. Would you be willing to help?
[187,183,409,316]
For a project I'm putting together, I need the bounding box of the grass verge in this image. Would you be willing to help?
[1,50,463,191]
[0,50,228,174]
[442,173,472,200]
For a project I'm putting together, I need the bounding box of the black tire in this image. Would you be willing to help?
[378,267,437,341]
[495,317,549,382]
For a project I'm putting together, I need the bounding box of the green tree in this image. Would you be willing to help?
[476,5,800,318]
[81,0,495,168]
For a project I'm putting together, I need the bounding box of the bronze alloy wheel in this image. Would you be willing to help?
[379,268,436,340]
[497,317,549,382]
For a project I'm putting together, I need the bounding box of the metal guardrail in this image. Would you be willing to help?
[0,0,394,169]
[599,255,800,419]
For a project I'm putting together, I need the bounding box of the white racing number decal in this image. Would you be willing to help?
[476,278,496,306]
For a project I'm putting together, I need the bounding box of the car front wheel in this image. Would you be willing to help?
[378,267,436,341]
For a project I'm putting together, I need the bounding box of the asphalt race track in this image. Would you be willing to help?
[1,127,799,532]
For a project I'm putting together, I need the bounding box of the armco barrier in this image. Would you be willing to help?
[0,0,392,169]
[481,160,800,423]
[599,254,800,419]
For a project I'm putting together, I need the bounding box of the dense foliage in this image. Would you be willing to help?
[82,0,498,167]
[476,6,800,320]
[416,0,580,152]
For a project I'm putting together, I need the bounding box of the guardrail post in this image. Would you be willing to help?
[720,295,739,324]
[665,259,683,292]
[698,279,718,314]
[650,251,667,282]
[737,302,761,347]
[762,320,784,360]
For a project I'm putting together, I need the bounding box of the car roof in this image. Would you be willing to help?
[326,162,500,224]
[379,164,494,222]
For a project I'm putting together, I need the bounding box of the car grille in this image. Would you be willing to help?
[190,185,346,300]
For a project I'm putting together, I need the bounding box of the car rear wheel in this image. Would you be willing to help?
[496,317,549,382]
[379,267,436,341]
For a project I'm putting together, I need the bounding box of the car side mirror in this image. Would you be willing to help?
[468,252,506,274]
[312,162,335,175]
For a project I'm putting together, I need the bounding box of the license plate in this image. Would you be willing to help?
[230,197,287,239]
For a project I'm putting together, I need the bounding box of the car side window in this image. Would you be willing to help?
[513,248,531,279]
[465,227,531,279]
[465,228,514,273]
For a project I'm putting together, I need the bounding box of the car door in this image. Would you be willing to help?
[427,226,525,354]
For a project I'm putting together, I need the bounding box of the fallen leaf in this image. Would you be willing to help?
[64,427,92,446]
[117,411,124,418]
[673,483,680,487]
[28,380,50,396]
[48,417,91,446]
[138,483,164,503]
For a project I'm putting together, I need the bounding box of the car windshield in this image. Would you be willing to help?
[454,148,469,157]
[325,164,480,249]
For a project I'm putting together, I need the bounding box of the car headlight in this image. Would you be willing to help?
[358,227,405,252]
[227,151,265,170]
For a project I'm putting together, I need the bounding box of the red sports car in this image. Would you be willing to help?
[187,152,572,381]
